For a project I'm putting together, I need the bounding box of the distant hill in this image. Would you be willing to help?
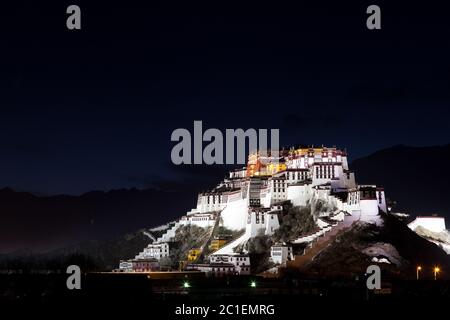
[0,187,195,253]
[0,229,152,271]
[351,144,450,219]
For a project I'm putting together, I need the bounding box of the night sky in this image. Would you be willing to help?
[1,1,450,195]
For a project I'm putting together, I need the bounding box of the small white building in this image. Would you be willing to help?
[180,213,217,228]
[408,216,447,233]
[209,254,251,275]
[119,260,133,272]
[135,242,170,260]
[270,244,294,265]
[345,185,387,221]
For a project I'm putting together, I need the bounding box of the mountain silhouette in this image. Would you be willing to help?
[351,144,450,219]
[0,187,195,253]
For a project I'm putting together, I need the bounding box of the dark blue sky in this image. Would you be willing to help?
[1,0,450,195]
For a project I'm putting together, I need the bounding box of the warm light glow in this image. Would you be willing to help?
[416,266,422,280]
[434,266,440,280]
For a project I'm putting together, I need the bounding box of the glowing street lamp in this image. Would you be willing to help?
[416,266,422,280]
[250,281,257,288]
[434,267,440,280]
[183,281,190,288]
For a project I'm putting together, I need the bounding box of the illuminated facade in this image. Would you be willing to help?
[125,145,388,273]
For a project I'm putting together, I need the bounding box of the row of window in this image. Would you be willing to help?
[348,192,359,205]
[234,257,248,262]
[315,165,336,179]
[288,171,308,180]
[211,267,234,272]
[205,195,223,204]
[210,267,250,272]
[191,217,213,221]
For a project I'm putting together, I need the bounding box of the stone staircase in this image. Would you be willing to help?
[155,221,180,243]
[287,211,361,269]
[196,215,221,262]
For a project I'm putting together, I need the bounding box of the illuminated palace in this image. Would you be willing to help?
[120,146,387,274]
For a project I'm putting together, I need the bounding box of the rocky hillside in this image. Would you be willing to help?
[299,213,450,279]
[413,226,450,254]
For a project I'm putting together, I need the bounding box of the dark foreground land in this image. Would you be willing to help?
[1,272,449,319]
